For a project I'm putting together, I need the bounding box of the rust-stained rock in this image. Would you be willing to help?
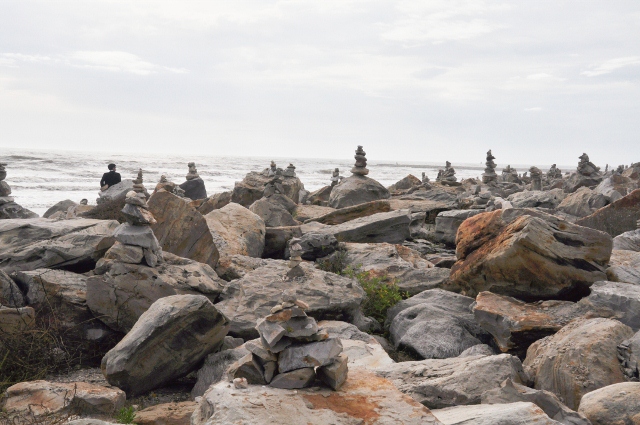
[191,367,443,425]
[523,317,633,410]
[148,190,219,268]
[576,189,640,237]
[472,291,582,358]
[304,200,391,225]
[449,209,612,301]
[134,401,197,425]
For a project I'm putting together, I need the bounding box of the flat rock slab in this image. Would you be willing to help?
[606,249,640,285]
[87,253,224,333]
[432,402,563,425]
[579,382,640,425]
[192,368,443,425]
[613,229,640,251]
[305,200,391,225]
[507,189,566,209]
[134,401,198,425]
[102,294,229,396]
[524,317,633,410]
[310,209,412,244]
[449,208,612,300]
[576,188,640,237]
[577,280,640,330]
[375,354,529,409]
[472,291,582,358]
[215,261,364,339]
[0,218,118,273]
[293,204,335,222]
[3,380,125,416]
[148,190,219,268]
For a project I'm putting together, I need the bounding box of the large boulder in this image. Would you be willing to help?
[204,203,265,261]
[231,171,303,207]
[305,200,391,225]
[448,209,612,300]
[197,191,232,215]
[564,171,603,194]
[339,243,450,295]
[507,189,566,209]
[307,185,333,206]
[577,281,640,330]
[86,252,224,333]
[556,187,609,218]
[248,197,298,227]
[472,291,582,358]
[148,190,219,268]
[215,261,365,339]
[387,289,490,359]
[102,294,229,396]
[388,174,422,192]
[179,177,207,200]
[523,317,633,410]
[606,250,640,284]
[293,232,339,260]
[97,180,133,205]
[43,199,77,218]
[594,176,624,202]
[0,218,118,273]
[576,189,640,237]
[375,354,529,409]
[12,269,112,340]
[192,367,444,425]
[613,228,640,251]
[578,382,640,425]
[328,175,390,209]
[310,209,412,244]
[432,402,563,425]
[433,210,484,246]
[2,380,125,416]
[0,198,39,219]
[482,379,591,425]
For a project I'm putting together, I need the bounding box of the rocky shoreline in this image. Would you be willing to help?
[1,147,640,424]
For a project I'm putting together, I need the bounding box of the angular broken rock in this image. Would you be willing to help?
[375,354,529,409]
[310,209,412,245]
[269,367,316,389]
[606,250,640,285]
[523,317,633,410]
[204,202,266,261]
[613,229,640,251]
[577,281,640,330]
[228,353,267,385]
[433,209,484,247]
[277,338,343,373]
[317,353,349,390]
[101,294,230,396]
[576,188,640,237]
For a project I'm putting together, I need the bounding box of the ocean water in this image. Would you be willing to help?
[0,148,546,217]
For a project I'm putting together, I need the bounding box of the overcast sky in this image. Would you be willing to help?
[1,1,639,166]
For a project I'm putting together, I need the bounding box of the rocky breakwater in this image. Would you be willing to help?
[329,145,390,208]
[447,208,612,300]
[229,294,348,390]
[0,162,38,219]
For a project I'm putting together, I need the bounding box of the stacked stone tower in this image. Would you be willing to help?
[482,150,498,184]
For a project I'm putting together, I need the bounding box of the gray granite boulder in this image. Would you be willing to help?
[556,187,609,218]
[578,382,640,425]
[97,180,133,205]
[179,177,207,200]
[328,175,390,209]
[433,209,484,246]
[204,202,265,263]
[249,197,298,227]
[310,209,412,245]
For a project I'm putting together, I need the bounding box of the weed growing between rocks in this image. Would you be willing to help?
[115,405,136,424]
[316,249,348,275]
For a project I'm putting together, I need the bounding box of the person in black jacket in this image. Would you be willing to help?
[100,163,121,190]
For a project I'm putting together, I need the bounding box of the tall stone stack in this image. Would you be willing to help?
[547,164,562,181]
[229,294,347,390]
[330,168,342,187]
[565,152,603,193]
[283,164,296,177]
[179,162,207,201]
[529,166,543,190]
[351,145,369,176]
[0,163,38,219]
[438,161,458,185]
[108,169,163,267]
[482,150,498,184]
[285,238,305,279]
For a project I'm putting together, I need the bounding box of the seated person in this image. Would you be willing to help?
[100,163,121,191]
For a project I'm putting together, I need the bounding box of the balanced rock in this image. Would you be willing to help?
[578,382,640,425]
[102,294,229,396]
[448,208,612,300]
[481,150,498,184]
[564,153,602,193]
[523,317,633,409]
[179,162,207,200]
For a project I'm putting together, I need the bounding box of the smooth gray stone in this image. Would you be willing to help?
[328,174,390,209]
[278,338,343,373]
[192,344,249,397]
[113,223,160,251]
[269,367,316,389]
[433,210,484,246]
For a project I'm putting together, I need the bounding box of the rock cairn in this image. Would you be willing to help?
[109,169,163,267]
[267,161,278,177]
[179,162,207,200]
[330,168,342,187]
[501,165,520,183]
[283,164,296,178]
[438,161,457,183]
[0,163,10,198]
[285,238,305,279]
[577,153,600,176]
[351,145,369,176]
[186,162,199,180]
[230,294,347,390]
[529,166,543,190]
[263,175,285,198]
[482,150,498,184]
[155,175,185,197]
[547,164,562,180]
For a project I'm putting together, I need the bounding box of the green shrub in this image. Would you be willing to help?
[115,405,136,424]
[343,267,408,325]
[316,249,348,275]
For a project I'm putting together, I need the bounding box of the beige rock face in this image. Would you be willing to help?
[578,382,640,425]
[375,354,529,409]
[607,249,640,285]
[472,291,582,357]
[102,295,230,396]
[215,261,365,339]
[134,401,197,425]
[0,305,35,333]
[86,252,224,333]
[556,187,608,218]
[204,203,265,262]
[576,188,640,237]
[304,200,391,225]
[0,218,118,273]
[293,204,334,222]
[432,402,563,425]
[449,209,612,300]
[523,317,633,410]
[2,380,125,416]
[191,368,443,425]
[148,190,219,268]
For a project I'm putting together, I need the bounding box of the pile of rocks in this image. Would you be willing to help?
[330,167,343,186]
[501,165,520,184]
[154,174,185,197]
[547,163,562,180]
[482,150,498,184]
[0,162,38,219]
[529,166,542,190]
[230,294,348,390]
[565,152,603,192]
[438,161,458,185]
[179,162,207,200]
[351,145,369,176]
[283,163,296,177]
[107,169,163,267]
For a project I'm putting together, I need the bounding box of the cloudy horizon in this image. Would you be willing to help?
[1,1,639,166]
